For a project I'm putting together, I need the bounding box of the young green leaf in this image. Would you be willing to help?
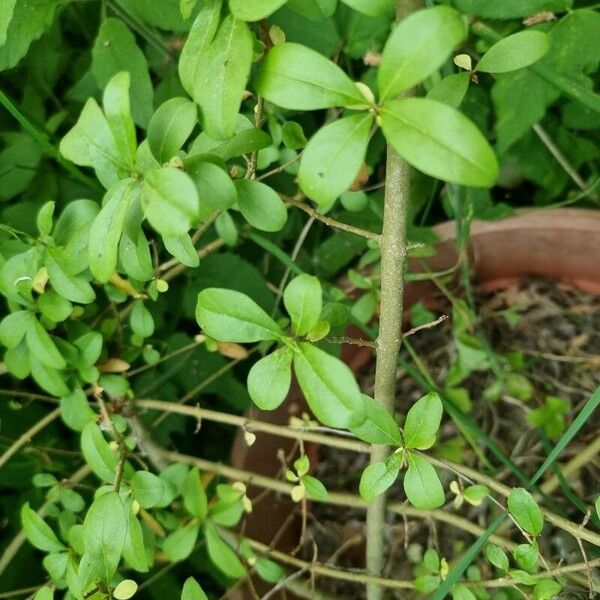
[477,31,549,74]
[403,391,443,449]
[255,43,366,110]
[359,453,402,502]
[247,347,293,410]
[301,475,328,501]
[205,521,246,578]
[122,512,149,572]
[83,491,127,583]
[513,542,538,572]
[533,579,562,600]
[89,179,135,283]
[45,251,96,304]
[196,288,283,342]
[113,580,138,600]
[192,15,253,139]
[26,317,66,370]
[282,121,307,149]
[59,98,129,189]
[148,97,197,163]
[298,113,373,206]
[463,485,489,506]
[403,452,445,510]
[0,310,33,348]
[36,201,55,237]
[131,471,166,508]
[183,468,208,520]
[182,577,209,600]
[178,0,222,95]
[81,422,118,484]
[91,18,153,128]
[187,158,238,221]
[283,274,322,336]
[102,72,137,169]
[234,179,287,232]
[255,557,285,583]
[293,342,365,428]
[378,6,466,100]
[21,503,66,553]
[163,234,200,268]
[229,0,287,21]
[451,583,476,600]
[130,302,154,338]
[163,524,200,562]
[119,204,154,281]
[507,488,544,536]
[426,72,470,108]
[350,394,402,446]
[380,98,499,188]
[32,587,54,600]
[339,0,393,17]
[485,543,509,572]
[142,167,200,236]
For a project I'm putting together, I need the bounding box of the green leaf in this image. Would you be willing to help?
[350,394,402,446]
[454,0,571,19]
[507,488,544,536]
[163,234,200,268]
[287,0,337,20]
[298,113,373,206]
[485,544,509,572]
[122,512,149,572]
[301,475,328,501]
[102,72,137,169]
[130,302,155,338]
[229,0,288,21]
[192,15,253,139]
[32,587,53,600]
[282,121,307,149]
[513,542,538,572]
[37,201,55,238]
[205,521,246,579]
[178,0,222,96]
[81,422,118,484]
[339,0,393,17]
[59,98,129,189]
[0,0,61,71]
[234,179,288,232]
[187,158,238,221]
[196,288,283,342]
[477,31,550,74]
[533,579,563,600]
[403,391,443,449]
[283,274,322,336]
[255,42,366,110]
[60,389,96,432]
[163,524,200,562]
[0,310,33,348]
[21,503,66,553]
[89,179,135,282]
[451,583,476,600]
[247,347,293,410]
[463,485,489,506]
[255,557,285,583]
[91,18,153,128]
[426,72,470,108]
[380,98,498,188]
[119,203,154,281]
[378,6,466,100]
[148,97,198,163]
[293,342,365,428]
[182,577,209,600]
[45,251,96,304]
[142,167,200,236]
[83,491,127,583]
[359,453,402,502]
[30,359,69,397]
[113,579,138,600]
[595,496,600,520]
[183,468,208,520]
[26,317,66,370]
[403,452,445,510]
[131,471,166,508]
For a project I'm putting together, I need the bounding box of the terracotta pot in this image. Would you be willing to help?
[230,208,600,583]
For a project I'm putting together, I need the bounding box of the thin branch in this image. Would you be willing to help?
[287,198,381,242]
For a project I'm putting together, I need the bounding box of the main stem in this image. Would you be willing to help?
[365,2,421,598]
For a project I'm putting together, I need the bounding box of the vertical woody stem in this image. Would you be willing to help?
[365,1,422,598]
